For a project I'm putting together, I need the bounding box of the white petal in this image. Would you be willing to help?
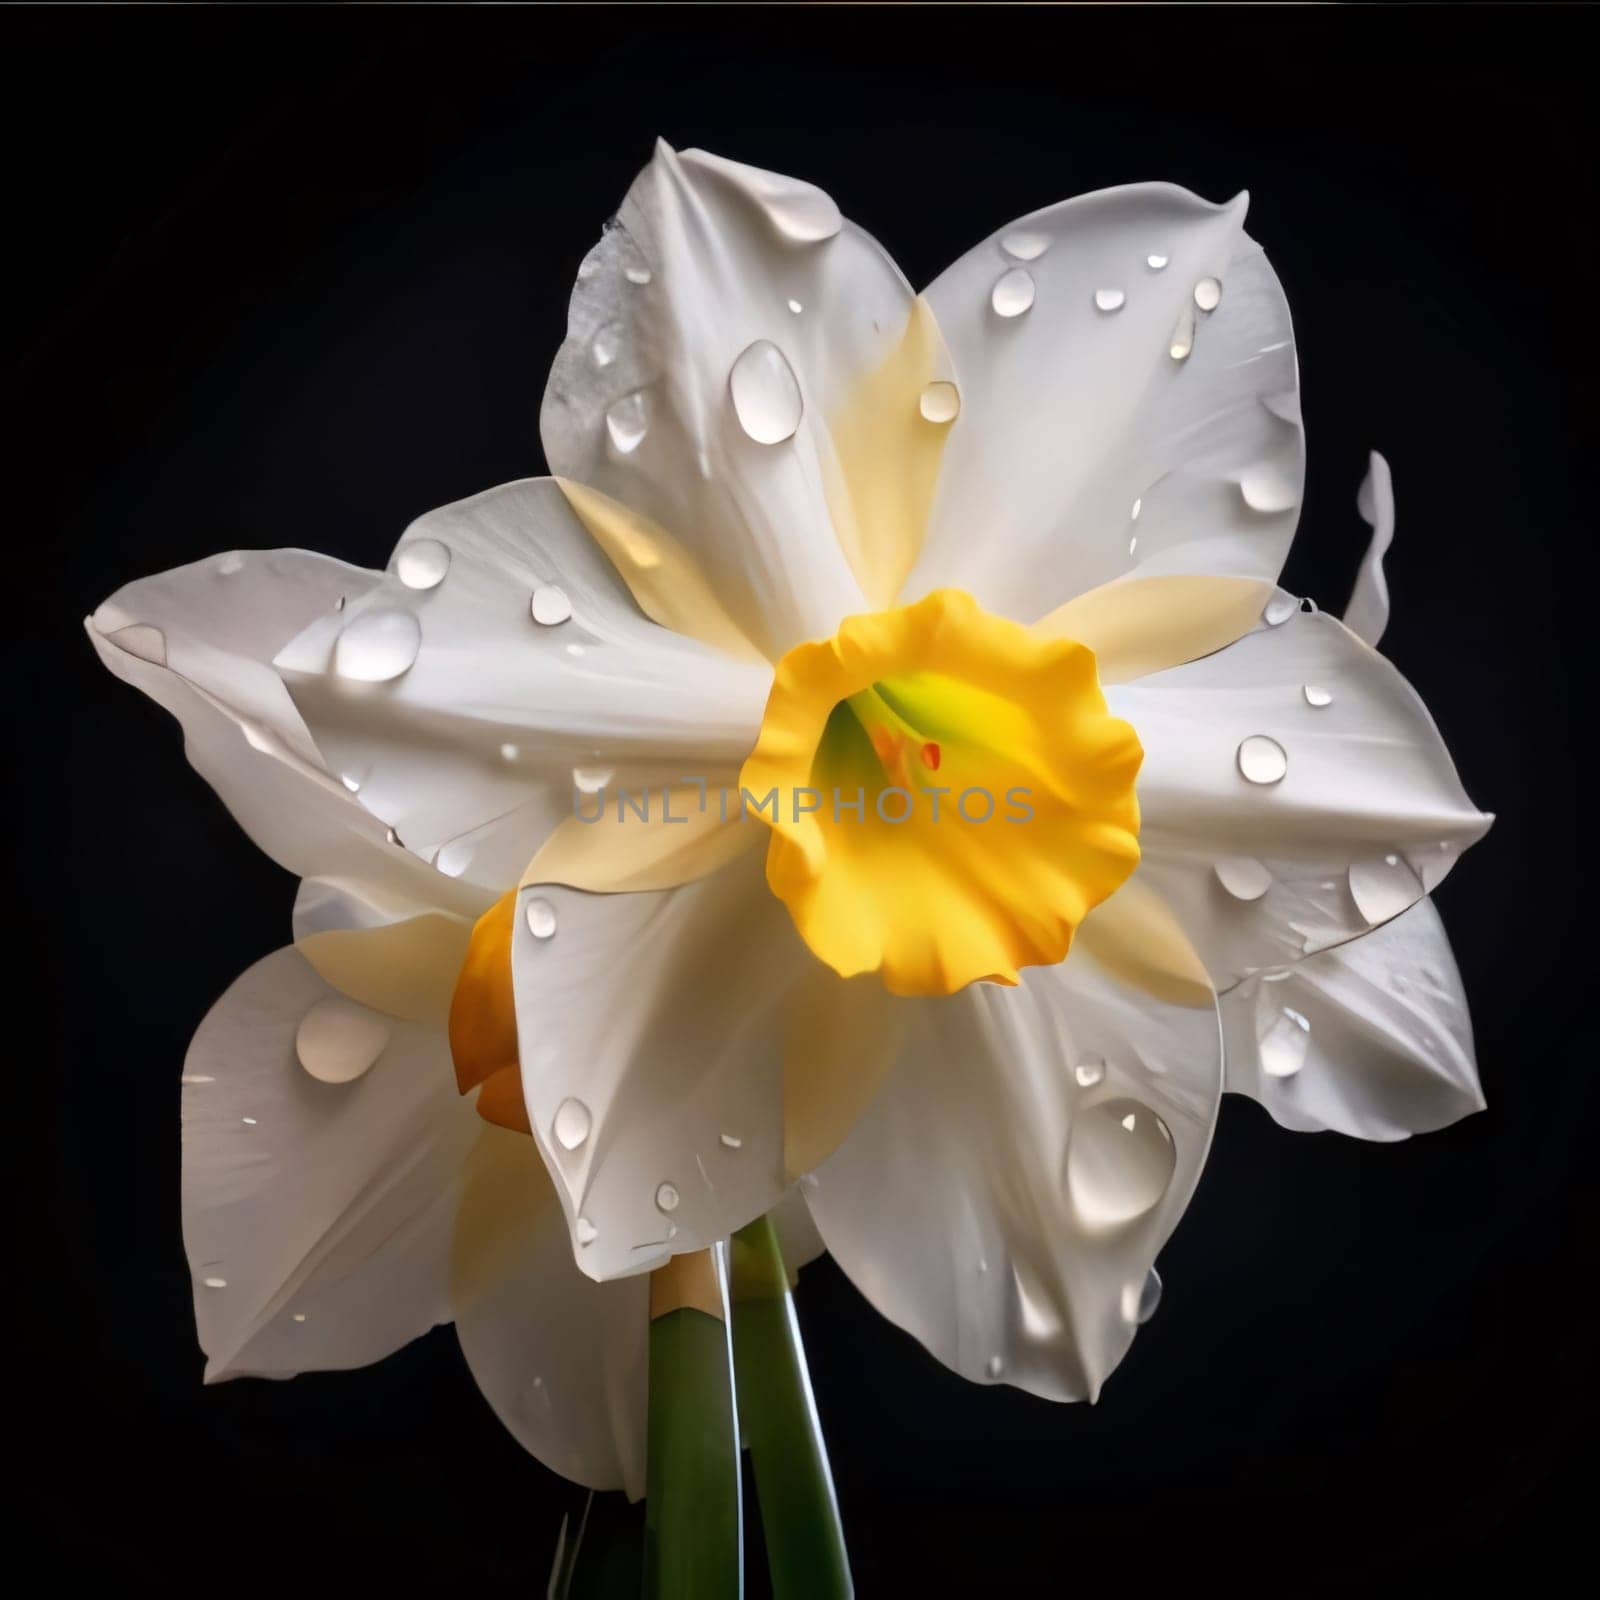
[909,184,1302,620]
[453,1126,649,1496]
[181,948,481,1381]
[275,479,771,894]
[1344,450,1395,646]
[541,143,923,655]
[1223,897,1483,1140]
[1109,604,1490,988]
[87,552,482,918]
[511,847,814,1282]
[805,944,1221,1402]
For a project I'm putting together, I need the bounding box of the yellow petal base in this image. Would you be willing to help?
[739,589,1142,997]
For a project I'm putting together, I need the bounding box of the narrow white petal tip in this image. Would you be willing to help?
[1344,449,1395,647]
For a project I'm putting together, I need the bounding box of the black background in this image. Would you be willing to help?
[8,4,1591,1593]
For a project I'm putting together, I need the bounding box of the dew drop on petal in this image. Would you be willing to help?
[590,320,623,368]
[729,339,804,445]
[605,391,649,453]
[1348,854,1422,925]
[553,1097,592,1152]
[719,1133,743,1150]
[525,897,557,940]
[292,1313,307,1323]
[1122,1267,1163,1325]
[1303,684,1333,708]
[1074,1058,1106,1088]
[1066,1098,1176,1226]
[296,996,390,1084]
[1237,735,1288,785]
[1239,464,1298,514]
[1146,253,1169,271]
[395,538,450,591]
[203,1277,227,1290]
[1193,276,1223,312]
[1000,228,1050,261]
[787,298,803,315]
[340,773,362,793]
[334,608,421,682]
[1215,856,1273,900]
[624,264,652,286]
[1094,287,1126,313]
[500,742,520,761]
[918,380,961,424]
[575,1217,598,1246]
[572,765,613,794]
[991,267,1036,318]
[1130,497,1143,522]
[986,1354,1005,1379]
[1168,307,1195,361]
[531,585,573,626]
[1262,593,1298,626]
[1259,1006,1311,1078]
[655,1181,680,1214]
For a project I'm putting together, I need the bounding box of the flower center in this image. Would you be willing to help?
[738,589,1143,996]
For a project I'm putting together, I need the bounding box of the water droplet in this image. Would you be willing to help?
[1240,464,1297,514]
[340,773,362,793]
[1303,684,1332,708]
[203,1277,227,1290]
[986,1354,1005,1379]
[624,264,652,286]
[605,391,649,453]
[991,268,1036,318]
[1074,1059,1106,1088]
[553,1097,592,1151]
[1348,855,1421,926]
[1130,497,1142,521]
[218,551,245,575]
[729,340,804,444]
[1066,1098,1176,1226]
[1215,856,1272,901]
[590,320,623,368]
[1237,735,1288,786]
[180,1075,215,1085]
[334,608,421,682]
[575,1217,598,1246]
[572,765,613,793]
[1128,535,1138,556]
[1146,253,1169,271]
[396,538,451,590]
[525,897,557,939]
[1000,228,1050,261]
[1168,307,1195,361]
[655,1181,680,1213]
[1193,277,1223,312]
[787,298,803,315]
[1122,1267,1163,1325]
[296,996,390,1084]
[500,742,520,761]
[918,380,960,424]
[1259,1006,1311,1078]
[240,1116,257,1126]
[531,585,573,626]
[719,1133,743,1150]
[1093,287,1126,313]
[292,1312,307,1323]
[1262,593,1298,626]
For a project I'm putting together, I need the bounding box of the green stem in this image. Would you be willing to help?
[644,1273,743,1600]
[730,1215,853,1600]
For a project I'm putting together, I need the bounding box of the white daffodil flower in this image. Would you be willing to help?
[89,142,1490,1448]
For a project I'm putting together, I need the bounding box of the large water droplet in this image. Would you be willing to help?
[605,391,649,453]
[590,320,623,368]
[1094,287,1126,313]
[334,608,421,682]
[525,897,557,939]
[1348,854,1421,926]
[396,538,451,590]
[1074,1059,1106,1088]
[729,340,804,445]
[1215,856,1272,901]
[655,1181,680,1213]
[575,1217,598,1246]
[531,585,573,626]
[1262,593,1298,626]
[1168,307,1195,361]
[1193,277,1223,312]
[1122,1267,1163,1325]
[1239,464,1297,513]
[1303,683,1333,708]
[296,996,390,1084]
[1237,735,1288,785]
[991,268,1036,318]
[918,381,961,424]
[553,1097,592,1151]
[1066,1098,1176,1226]
[1259,1006,1311,1078]
[1000,229,1050,261]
